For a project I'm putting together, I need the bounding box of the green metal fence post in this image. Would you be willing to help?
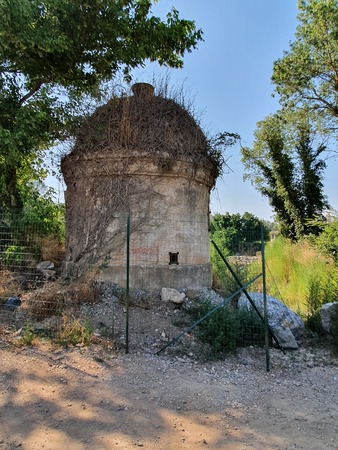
[211,239,284,354]
[261,226,270,372]
[125,214,130,354]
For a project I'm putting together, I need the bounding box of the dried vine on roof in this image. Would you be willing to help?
[72,93,224,178]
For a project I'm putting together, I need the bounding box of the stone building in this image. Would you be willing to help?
[61,83,219,290]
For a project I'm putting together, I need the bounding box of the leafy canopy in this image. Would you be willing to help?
[0,0,203,208]
[241,112,329,240]
[210,212,269,256]
[272,0,338,133]
[0,0,202,95]
[241,0,337,241]
[311,215,338,264]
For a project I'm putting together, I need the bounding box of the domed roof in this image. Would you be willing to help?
[71,83,218,178]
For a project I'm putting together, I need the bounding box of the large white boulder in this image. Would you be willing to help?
[320,302,338,334]
[238,292,304,349]
[161,288,186,305]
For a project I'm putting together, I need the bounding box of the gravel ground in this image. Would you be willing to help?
[1,289,338,450]
[1,332,338,450]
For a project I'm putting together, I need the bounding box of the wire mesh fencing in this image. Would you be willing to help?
[0,208,39,319]
[1,209,273,368]
[0,207,64,333]
[156,225,272,367]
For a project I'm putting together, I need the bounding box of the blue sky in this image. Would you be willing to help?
[131,0,338,220]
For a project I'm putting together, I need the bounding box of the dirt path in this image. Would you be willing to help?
[1,340,338,450]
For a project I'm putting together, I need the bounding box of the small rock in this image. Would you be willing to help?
[36,261,54,270]
[40,269,57,279]
[161,288,186,304]
[176,357,185,363]
[4,297,21,311]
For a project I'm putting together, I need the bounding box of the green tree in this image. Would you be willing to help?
[210,212,268,255]
[272,0,338,134]
[241,113,329,240]
[0,0,203,208]
[312,215,338,264]
[210,212,269,291]
[0,79,60,208]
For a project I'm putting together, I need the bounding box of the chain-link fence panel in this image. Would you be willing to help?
[1,210,274,367]
[1,208,43,326]
[157,225,272,367]
[0,207,65,334]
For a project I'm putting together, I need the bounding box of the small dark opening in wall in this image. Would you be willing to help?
[169,252,179,265]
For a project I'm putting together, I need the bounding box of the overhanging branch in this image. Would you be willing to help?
[19,79,46,105]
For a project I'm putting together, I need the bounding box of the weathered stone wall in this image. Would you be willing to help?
[61,84,217,290]
[62,154,213,289]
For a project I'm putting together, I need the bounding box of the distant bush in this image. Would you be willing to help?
[311,217,338,265]
[210,212,271,288]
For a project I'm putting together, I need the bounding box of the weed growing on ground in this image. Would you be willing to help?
[305,278,325,333]
[56,316,93,346]
[17,322,35,346]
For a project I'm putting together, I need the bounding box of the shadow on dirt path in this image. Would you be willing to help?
[1,343,338,450]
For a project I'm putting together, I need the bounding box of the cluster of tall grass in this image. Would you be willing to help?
[250,236,338,317]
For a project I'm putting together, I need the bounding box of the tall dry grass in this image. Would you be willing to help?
[254,237,338,314]
[32,235,65,265]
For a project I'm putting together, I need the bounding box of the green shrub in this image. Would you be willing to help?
[312,218,338,265]
[235,307,266,347]
[305,277,325,333]
[188,299,265,357]
[0,200,65,272]
[330,309,338,356]
[2,245,26,270]
[19,323,36,346]
[193,300,238,354]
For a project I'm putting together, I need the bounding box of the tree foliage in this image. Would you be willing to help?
[0,0,203,208]
[272,0,338,133]
[311,215,338,264]
[210,212,269,256]
[209,212,270,291]
[241,113,329,240]
[243,0,337,240]
[0,0,202,92]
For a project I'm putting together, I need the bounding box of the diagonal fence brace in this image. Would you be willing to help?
[211,240,285,354]
[156,274,261,355]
